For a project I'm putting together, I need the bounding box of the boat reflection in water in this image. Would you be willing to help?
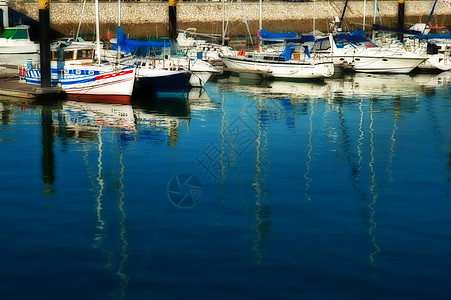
[61,100,136,132]
[217,71,451,102]
[211,71,451,267]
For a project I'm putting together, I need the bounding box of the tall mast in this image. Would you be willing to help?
[259,0,262,32]
[363,0,366,32]
[117,0,121,62]
[95,0,101,64]
[313,0,316,34]
[259,0,262,51]
[222,0,225,45]
[372,0,377,41]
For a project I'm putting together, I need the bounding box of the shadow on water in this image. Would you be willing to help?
[131,93,191,118]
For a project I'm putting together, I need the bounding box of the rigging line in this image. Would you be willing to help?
[424,0,440,34]
[76,0,87,41]
[239,0,254,47]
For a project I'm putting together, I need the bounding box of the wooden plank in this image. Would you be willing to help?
[0,76,63,99]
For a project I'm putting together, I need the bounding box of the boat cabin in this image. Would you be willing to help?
[0,25,31,40]
[51,44,95,65]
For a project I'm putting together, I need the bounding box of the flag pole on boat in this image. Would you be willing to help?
[117,0,121,63]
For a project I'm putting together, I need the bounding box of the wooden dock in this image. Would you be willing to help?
[0,73,64,100]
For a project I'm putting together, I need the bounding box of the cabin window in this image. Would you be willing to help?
[77,49,93,59]
[312,38,331,51]
[88,70,94,75]
[75,70,81,75]
[0,28,28,39]
[64,50,74,60]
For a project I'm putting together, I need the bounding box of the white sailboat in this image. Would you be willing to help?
[221,43,335,80]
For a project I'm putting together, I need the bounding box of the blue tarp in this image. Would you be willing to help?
[278,45,310,60]
[259,29,298,39]
[113,26,171,55]
[333,31,372,44]
[259,29,302,44]
[411,33,451,40]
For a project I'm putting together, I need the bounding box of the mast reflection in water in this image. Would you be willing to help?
[0,72,450,299]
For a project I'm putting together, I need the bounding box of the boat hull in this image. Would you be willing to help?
[134,69,190,96]
[332,55,427,74]
[23,67,136,97]
[0,43,40,54]
[417,54,451,71]
[329,47,426,74]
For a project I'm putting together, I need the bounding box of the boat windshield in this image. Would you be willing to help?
[0,28,29,40]
[333,33,377,48]
[312,37,331,51]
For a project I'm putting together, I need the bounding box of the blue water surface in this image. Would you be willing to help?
[0,72,450,300]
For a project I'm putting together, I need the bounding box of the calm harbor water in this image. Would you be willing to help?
[0,72,450,299]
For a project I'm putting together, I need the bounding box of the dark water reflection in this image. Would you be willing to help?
[0,72,450,299]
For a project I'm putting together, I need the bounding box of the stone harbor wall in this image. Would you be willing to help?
[7,1,451,39]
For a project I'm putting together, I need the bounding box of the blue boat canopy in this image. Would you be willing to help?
[259,29,298,39]
[113,26,171,55]
[279,45,310,60]
[409,33,451,40]
[258,29,302,44]
[333,31,376,46]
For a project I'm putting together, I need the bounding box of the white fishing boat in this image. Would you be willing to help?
[221,43,335,80]
[20,43,136,103]
[313,32,427,74]
[0,25,39,54]
[19,0,136,102]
